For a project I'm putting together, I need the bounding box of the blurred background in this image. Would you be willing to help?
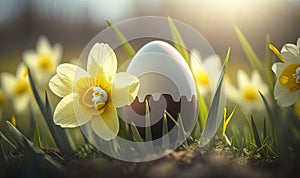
[0,0,300,72]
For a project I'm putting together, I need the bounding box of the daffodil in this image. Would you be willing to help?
[23,35,62,88]
[226,70,268,114]
[1,63,31,113]
[271,38,300,107]
[190,49,222,96]
[49,43,140,141]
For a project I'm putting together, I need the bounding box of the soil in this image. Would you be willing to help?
[54,137,300,178]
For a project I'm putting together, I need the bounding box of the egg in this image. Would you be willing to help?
[121,40,198,141]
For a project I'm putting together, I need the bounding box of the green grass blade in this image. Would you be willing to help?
[130,122,144,142]
[106,20,136,58]
[296,11,300,24]
[264,34,275,93]
[167,15,189,64]
[162,112,170,149]
[130,122,147,154]
[263,117,267,140]
[198,93,208,133]
[235,27,263,72]
[28,69,74,156]
[145,100,152,142]
[199,48,230,147]
[250,116,262,148]
[33,124,42,148]
[6,121,64,173]
[0,131,17,150]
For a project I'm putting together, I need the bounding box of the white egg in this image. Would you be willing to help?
[122,40,198,140]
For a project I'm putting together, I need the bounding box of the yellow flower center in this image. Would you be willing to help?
[279,64,300,92]
[13,79,29,95]
[242,87,258,101]
[38,55,54,72]
[196,71,210,87]
[0,90,5,105]
[76,77,110,115]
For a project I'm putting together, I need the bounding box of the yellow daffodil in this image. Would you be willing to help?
[271,38,300,107]
[190,49,222,96]
[226,70,268,114]
[49,43,140,141]
[23,35,62,88]
[1,63,31,113]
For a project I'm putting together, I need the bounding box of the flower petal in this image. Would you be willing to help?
[91,103,119,141]
[16,63,28,78]
[49,74,72,97]
[272,63,286,76]
[87,43,117,82]
[54,94,78,128]
[237,70,249,89]
[13,94,30,113]
[1,72,17,97]
[37,36,51,55]
[277,90,299,107]
[56,63,90,87]
[23,50,39,69]
[51,43,63,66]
[111,72,140,107]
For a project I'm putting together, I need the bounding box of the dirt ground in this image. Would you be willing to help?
[61,137,300,178]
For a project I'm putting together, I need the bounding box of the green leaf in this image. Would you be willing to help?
[263,117,267,140]
[296,11,300,25]
[106,20,136,58]
[250,116,262,148]
[264,34,275,93]
[7,121,64,177]
[130,122,147,154]
[162,112,170,149]
[33,124,42,148]
[198,93,208,133]
[145,100,152,142]
[167,15,189,64]
[199,48,230,147]
[0,131,17,150]
[235,27,263,73]
[28,69,74,156]
[130,122,144,143]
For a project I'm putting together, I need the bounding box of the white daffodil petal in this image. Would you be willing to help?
[13,94,29,113]
[274,81,288,100]
[37,36,51,54]
[87,43,117,80]
[16,63,28,78]
[56,63,90,87]
[1,72,17,96]
[23,50,39,68]
[272,63,286,76]
[237,70,249,89]
[49,74,72,97]
[53,94,79,128]
[277,91,300,107]
[225,83,240,102]
[51,43,63,65]
[91,104,119,141]
[281,52,299,64]
[111,72,140,107]
[251,70,262,85]
[282,44,298,57]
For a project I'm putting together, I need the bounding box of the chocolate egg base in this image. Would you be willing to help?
[122,94,198,142]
